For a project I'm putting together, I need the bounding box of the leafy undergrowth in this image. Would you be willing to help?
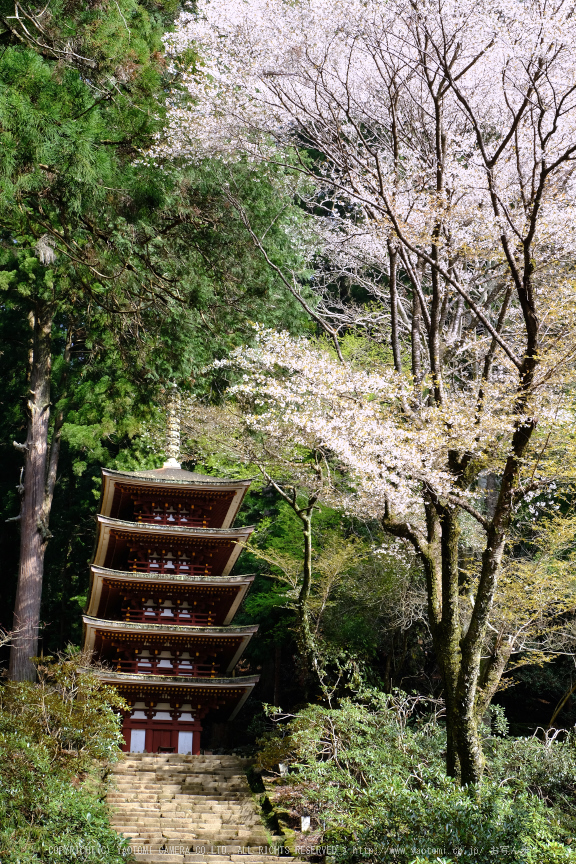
[257,690,576,864]
[0,650,129,863]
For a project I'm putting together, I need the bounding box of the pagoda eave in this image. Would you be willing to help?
[83,616,257,673]
[93,516,254,575]
[90,564,256,585]
[102,466,253,489]
[97,671,259,721]
[100,468,253,528]
[86,565,255,624]
[97,670,259,687]
[83,615,258,637]
[97,514,255,538]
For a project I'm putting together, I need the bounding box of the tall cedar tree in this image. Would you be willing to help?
[0,1,305,679]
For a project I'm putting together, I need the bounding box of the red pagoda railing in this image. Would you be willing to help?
[128,558,212,577]
[120,607,214,626]
[137,514,206,527]
[133,502,211,528]
[115,659,219,678]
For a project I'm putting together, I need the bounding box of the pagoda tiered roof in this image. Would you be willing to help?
[83,459,259,751]
[88,563,255,587]
[84,616,257,674]
[102,465,252,487]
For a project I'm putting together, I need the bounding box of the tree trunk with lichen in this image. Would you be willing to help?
[383,408,536,785]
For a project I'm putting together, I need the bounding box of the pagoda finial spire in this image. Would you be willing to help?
[163,383,181,469]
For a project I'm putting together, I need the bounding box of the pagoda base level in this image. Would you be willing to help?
[122,719,203,755]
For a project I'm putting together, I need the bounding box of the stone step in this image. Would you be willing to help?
[129,851,295,859]
[114,818,265,827]
[111,794,249,802]
[107,754,284,860]
[117,773,248,782]
[111,825,252,834]
[126,840,272,850]
[133,852,296,864]
[121,760,249,769]
[112,811,263,819]
[129,849,292,859]
[131,858,293,864]
[132,856,184,864]
[132,857,296,864]
[111,809,251,818]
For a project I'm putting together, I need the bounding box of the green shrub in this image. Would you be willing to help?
[0,733,128,863]
[331,780,575,864]
[0,649,126,767]
[0,651,128,863]
[258,690,576,863]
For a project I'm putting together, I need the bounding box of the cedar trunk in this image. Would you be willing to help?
[9,302,54,682]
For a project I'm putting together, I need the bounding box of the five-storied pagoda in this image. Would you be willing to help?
[82,396,258,755]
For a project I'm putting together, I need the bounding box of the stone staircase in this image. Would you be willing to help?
[107,754,293,864]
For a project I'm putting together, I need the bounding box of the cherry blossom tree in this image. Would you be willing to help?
[161,0,576,784]
[217,327,576,784]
